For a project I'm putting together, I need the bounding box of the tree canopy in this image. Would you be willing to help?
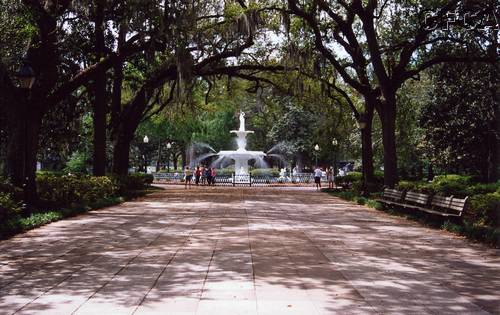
[0,0,498,205]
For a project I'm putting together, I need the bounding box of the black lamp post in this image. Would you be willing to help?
[166,142,172,172]
[314,144,320,167]
[14,59,36,208]
[143,135,149,173]
[332,138,338,175]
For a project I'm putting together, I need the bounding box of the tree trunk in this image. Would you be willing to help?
[378,94,398,187]
[360,97,375,190]
[427,163,434,181]
[490,80,499,182]
[360,118,374,185]
[112,132,133,175]
[487,35,499,182]
[110,24,126,135]
[6,104,42,207]
[92,70,107,176]
[156,142,161,172]
[173,153,179,170]
[181,150,187,169]
[92,0,107,176]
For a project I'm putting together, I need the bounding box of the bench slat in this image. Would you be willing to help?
[404,191,429,206]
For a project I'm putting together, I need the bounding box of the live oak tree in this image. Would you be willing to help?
[110,1,286,175]
[420,61,499,181]
[0,0,148,205]
[286,0,498,187]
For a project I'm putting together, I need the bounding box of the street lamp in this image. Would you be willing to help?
[166,142,172,172]
[332,138,338,176]
[314,144,320,167]
[143,135,149,173]
[14,59,36,209]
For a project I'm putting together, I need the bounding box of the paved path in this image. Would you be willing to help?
[0,186,499,315]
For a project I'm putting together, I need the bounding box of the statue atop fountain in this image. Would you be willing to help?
[239,111,245,132]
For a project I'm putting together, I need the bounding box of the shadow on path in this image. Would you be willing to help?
[0,186,498,315]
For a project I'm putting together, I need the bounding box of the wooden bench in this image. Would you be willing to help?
[376,188,467,217]
[403,191,430,211]
[429,195,468,217]
[376,188,405,206]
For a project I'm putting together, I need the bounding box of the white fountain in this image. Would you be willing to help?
[216,112,266,176]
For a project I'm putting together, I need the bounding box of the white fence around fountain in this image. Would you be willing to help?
[152,172,327,186]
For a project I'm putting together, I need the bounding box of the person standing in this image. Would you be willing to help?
[327,167,334,189]
[200,165,206,185]
[195,166,201,185]
[184,166,193,189]
[206,167,213,186]
[211,167,217,186]
[314,166,323,191]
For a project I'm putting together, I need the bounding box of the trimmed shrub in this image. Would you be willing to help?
[0,192,22,222]
[335,172,362,189]
[396,180,426,192]
[347,171,383,194]
[112,173,154,193]
[64,151,90,174]
[18,211,63,230]
[467,192,500,228]
[465,182,500,196]
[251,168,280,177]
[356,197,367,205]
[37,174,118,207]
[366,199,383,210]
[425,174,471,197]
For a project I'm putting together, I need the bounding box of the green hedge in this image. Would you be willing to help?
[111,173,153,193]
[467,192,500,228]
[0,173,154,239]
[250,168,280,177]
[397,175,492,198]
[333,173,500,245]
[335,171,383,193]
[334,172,362,189]
[37,174,117,208]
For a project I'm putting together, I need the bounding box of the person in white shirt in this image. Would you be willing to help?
[314,166,323,191]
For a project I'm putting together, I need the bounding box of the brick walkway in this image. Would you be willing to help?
[0,186,498,315]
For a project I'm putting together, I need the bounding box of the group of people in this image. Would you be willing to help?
[183,165,217,189]
[314,166,336,191]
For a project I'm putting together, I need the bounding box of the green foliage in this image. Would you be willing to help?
[0,176,21,197]
[0,176,22,223]
[396,180,426,191]
[467,193,500,228]
[64,151,90,174]
[112,173,154,193]
[336,171,383,194]
[334,172,362,189]
[419,62,497,180]
[267,99,317,162]
[0,192,22,222]
[366,199,383,210]
[356,197,367,205]
[326,190,382,210]
[37,174,117,207]
[18,211,63,230]
[424,174,472,197]
[250,168,280,177]
[465,182,500,196]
